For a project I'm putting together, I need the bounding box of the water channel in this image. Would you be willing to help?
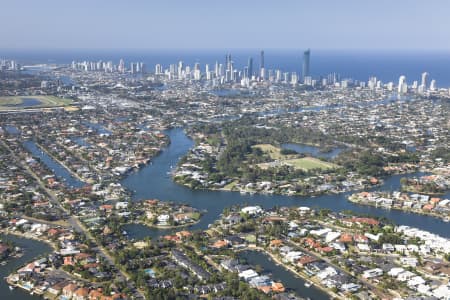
[0,234,52,300]
[121,128,450,239]
[6,119,449,299]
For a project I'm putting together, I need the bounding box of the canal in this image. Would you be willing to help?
[239,250,330,300]
[0,234,52,300]
[121,128,450,238]
[6,127,448,300]
[23,140,85,189]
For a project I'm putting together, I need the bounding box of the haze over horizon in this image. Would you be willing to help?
[1,0,450,51]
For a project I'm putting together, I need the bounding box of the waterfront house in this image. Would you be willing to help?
[74,287,90,300]
[63,282,79,298]
[239,269,259,281]
[362,268,383,279]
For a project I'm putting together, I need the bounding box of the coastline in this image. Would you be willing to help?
[127,218,202,230]
[243,246,341,299]
[347,195,450,222]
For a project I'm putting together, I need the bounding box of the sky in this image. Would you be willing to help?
[1,0,450,50]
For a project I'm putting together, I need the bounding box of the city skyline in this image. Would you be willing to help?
[1,0,450,50]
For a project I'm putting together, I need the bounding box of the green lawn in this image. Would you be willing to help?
[285,157,337,171]
[254,143,338,171]
[0,96,73,110]
[253,144,296,160]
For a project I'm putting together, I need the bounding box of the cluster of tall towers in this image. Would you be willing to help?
[71,59,145,74]
[398,72,437,95]
[154,49,312,85]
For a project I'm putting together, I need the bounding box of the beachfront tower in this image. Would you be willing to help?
[302,49,310,83]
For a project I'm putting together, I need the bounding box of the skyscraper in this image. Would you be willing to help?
[260,50,265,79]
[398,75,407,94]
[118,59,125,73]
[247,57,253,79]
[430,79,437,91]
[226,54,232,73]
[214,61,219,77]
[302,49,310,82]
[421,72,429,90]
[260,50,264,69]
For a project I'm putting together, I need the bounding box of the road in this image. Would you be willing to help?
[284,239,391,299]
[2,140,146,299]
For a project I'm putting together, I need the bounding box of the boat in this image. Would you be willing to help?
[304,282,312,288]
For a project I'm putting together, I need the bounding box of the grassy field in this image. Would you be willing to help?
[223,180,238,191]
[284,157,337,171]
[254,143,338,171]
[0,95,73,110]
[253,144,296,160]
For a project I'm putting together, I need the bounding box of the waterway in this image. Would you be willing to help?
[82,121,112,135]
[72,136,91,148]
[5,129,448,300]
[23,140,85,189]
[4,125,20,135]
[0,234,52,300]
[210,89,242,97]
[121,128,450,239]
[3,98,43,108]
[239,250,330,299]
[281,143,343,160]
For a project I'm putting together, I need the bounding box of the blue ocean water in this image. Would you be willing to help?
[2,49,450,87]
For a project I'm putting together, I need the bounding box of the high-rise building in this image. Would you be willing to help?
[430,79,437,91]
[260,50,265,69]
[226,54,232,72]
[118,59,125,73]
[260,50,265,79]
[178,61,184,79]
[247,57,253,79]
[398,75,407,94]
[421,72,429,90]
[291,72,298,85]
[214,61,219,77]
[302,49,310,82]
[155,64,163,75]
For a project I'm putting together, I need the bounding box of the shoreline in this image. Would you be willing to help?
[348,196,450,222]
[243,246,341,299]
[127,218,202,230]
[173,176,383,198]
[0,229,57,251]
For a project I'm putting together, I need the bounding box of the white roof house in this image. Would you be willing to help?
[363,268,383,279]
[317,267,337,280]
[239,269,258,281]
[241,206,263,215]
[407,276,425,288]
[325,231,341,243]
[397,271,415,282]
[388,267,405,277]
[432,284,450,299]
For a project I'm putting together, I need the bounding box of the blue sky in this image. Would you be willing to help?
[1,0,450,50]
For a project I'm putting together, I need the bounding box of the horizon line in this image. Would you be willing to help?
[1,47,450,53]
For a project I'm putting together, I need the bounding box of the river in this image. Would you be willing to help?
[121,128,450,239]
[6,128,449,300]
[0,234,52,300]
[119,128,450,299]
[239,250,330,300]
[23,140,85,189]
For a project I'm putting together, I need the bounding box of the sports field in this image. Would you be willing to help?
[0,95,73,110]
[254,144,338,171]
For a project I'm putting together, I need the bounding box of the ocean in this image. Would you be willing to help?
[1,49,450,87]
